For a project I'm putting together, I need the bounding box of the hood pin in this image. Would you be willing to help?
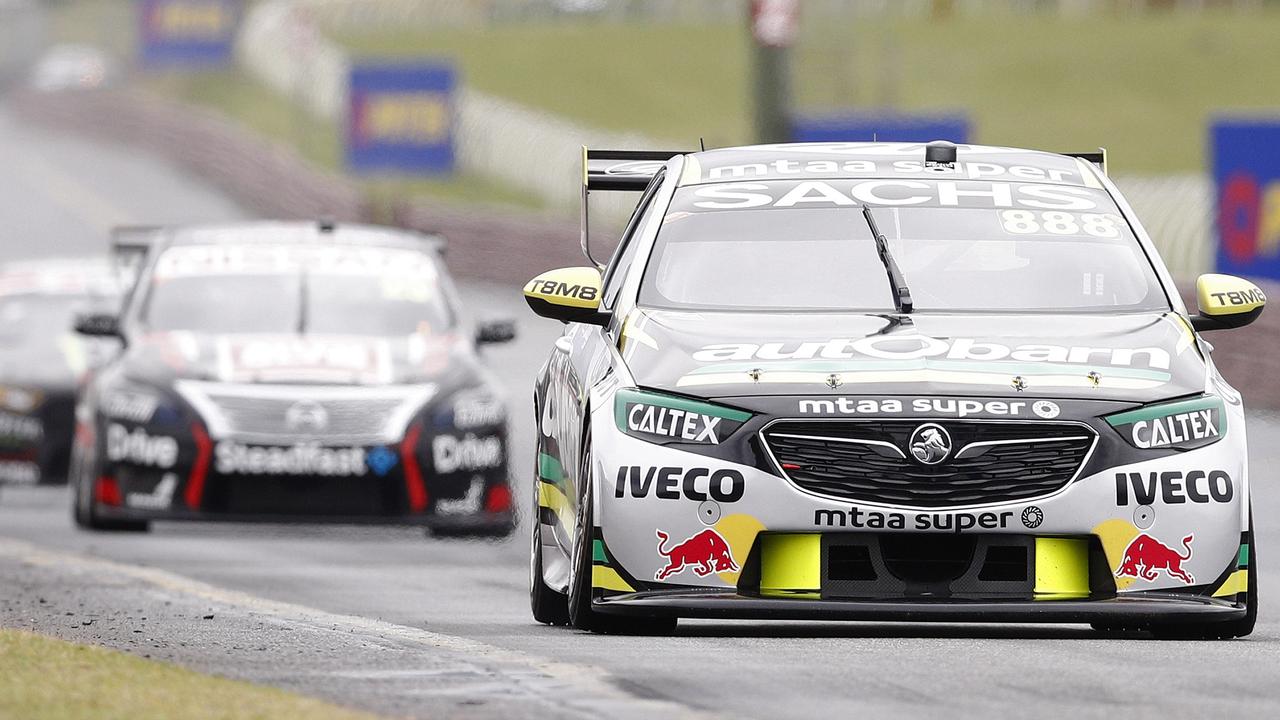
[826,373,844,389]
[1087,371,1102,387]
[1011,375,1027,392]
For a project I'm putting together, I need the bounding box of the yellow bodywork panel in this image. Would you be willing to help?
[1034,537,1090,597]
[1213,569,1249,598]
[760,533,821,596]
[592,566,634,593]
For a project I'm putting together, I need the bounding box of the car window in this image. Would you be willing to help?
[602,171,665,308]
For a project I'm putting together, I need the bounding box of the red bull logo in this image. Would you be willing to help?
[655,528,739,581]
[1116,533,1195,585]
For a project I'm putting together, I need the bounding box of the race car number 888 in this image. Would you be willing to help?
[999,210,1120,238]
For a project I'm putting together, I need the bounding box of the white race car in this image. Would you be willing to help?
[526,142,1265,637]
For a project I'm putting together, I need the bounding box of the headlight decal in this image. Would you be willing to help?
[1105,395,1225,450]
[614,389,751,446]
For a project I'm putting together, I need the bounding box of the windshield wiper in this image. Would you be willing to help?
[862,206,913,314]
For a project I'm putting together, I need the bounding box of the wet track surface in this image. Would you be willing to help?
[2,105,1280,718]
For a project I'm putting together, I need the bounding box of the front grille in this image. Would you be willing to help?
[209,394,402,441]
[175,381,436,444]
[762,420,1094,508]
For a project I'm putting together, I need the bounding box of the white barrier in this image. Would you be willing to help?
[237,0,674,211]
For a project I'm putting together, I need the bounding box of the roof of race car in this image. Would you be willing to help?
[675,142,1106,189]
[0,256,117,297]
[158,221,445,253]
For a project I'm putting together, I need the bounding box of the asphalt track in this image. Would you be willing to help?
[2,104,1280,719]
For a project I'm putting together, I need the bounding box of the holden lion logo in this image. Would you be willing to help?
[1116,533,1194,585]
[655,528,738,581]
[909,423,952,465]
[285,400,329,433]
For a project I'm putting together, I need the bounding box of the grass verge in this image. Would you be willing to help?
[0,629,379,720]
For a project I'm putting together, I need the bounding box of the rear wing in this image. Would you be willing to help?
[110,226,163,260]
[1063,149,1107,175]
[581,148,686,266]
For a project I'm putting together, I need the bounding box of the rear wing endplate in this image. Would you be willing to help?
[1063,149,1107,176]
[109,226,163,299]
[581,148,686,266]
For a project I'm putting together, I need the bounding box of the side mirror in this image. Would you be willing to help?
[523,267,609,325]
[476,318,517,345]
[1190,274,1267,331]
[73,312,123,339]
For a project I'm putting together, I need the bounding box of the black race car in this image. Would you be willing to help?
[0,258,119,486]
[70,221,516,534]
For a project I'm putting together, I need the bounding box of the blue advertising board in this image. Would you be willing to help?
[346,62,456,175]
[1212,119,1280,281]
[792,112,971,144]
[138,0,240,69]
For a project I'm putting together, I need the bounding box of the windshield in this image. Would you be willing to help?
[640,179,1168,313]
[143,244,453,335]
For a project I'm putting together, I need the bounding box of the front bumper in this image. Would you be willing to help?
[93,431,512,527]
[587,396,1252,614]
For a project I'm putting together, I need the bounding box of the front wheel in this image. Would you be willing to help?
[567,427,676,635]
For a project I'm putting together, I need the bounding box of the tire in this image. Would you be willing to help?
[567,426,676,635]
[71,472,91,529]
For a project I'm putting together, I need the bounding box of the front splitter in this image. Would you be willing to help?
[594,590,1244,624]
